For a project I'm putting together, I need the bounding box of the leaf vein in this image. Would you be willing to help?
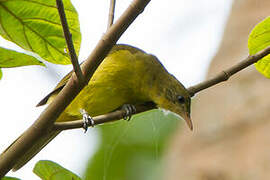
[0,0,75,13]
[22,17,80,33]
[22,24,34,51]
[0,3,69,60]
[0,5,13,41]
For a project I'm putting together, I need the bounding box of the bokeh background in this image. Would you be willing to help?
[1,0,268,179]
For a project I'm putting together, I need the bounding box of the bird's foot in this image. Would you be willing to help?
[80,109,94,133]
[122,104,136,121]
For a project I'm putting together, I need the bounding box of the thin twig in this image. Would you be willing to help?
[53,103,156,131]
[0,0,151,177]
[56,0,84,84]
[188,46,270,97]
[107,0,116,30]
[53,46,270,131]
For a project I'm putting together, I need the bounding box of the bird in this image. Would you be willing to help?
[4,44,192,171]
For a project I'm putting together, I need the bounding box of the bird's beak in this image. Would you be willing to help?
[182,112,193,131]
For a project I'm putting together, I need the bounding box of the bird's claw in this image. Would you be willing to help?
[122,104,136,121]
[80,109,94,133]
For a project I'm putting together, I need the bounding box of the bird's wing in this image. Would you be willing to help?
[36,71,73,106]
[36,44,144,107]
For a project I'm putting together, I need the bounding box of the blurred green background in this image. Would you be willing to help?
[84,110,180,180]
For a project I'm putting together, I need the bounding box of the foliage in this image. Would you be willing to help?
[84,110,180,180]
[1,0,269,179]
[0,47,45,79]
[29,110,181,180]
[1,176,21,180]
[0,47,44,68]
[0,68,2,80]
[33,160,81,180]
[248,16,270,78]
[0,0,81,79]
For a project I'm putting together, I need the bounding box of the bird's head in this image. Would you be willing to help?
[135,52,192,130]
[155,77,192,130]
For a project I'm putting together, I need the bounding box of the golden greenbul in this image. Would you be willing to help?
[7,44,192,170]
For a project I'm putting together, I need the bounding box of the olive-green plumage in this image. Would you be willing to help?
[6,44,192,171]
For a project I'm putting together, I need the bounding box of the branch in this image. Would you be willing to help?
[40,46,270,132]
[188,46,270,97]
[53,47,270,131]
[107,0,116,30]
[0,0,151,177]
[56,0,84,84]
[53,103,156,131]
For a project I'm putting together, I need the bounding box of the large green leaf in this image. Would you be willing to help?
[33,160,81,180]
[84,110,181,180]
[0,0,81,65]
[0,47,44,67]
[0,47,44,79]
[248,16,270,78]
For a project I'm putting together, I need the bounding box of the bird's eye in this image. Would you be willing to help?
[177,95,185,104]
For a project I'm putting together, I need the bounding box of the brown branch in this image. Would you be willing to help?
[0,0,151,177]
[56,0,84,84]
[107,0,116,30]
[53,103,156,131]
[51,47,270,131]
[42,45,270,132]
[188,46,270,97]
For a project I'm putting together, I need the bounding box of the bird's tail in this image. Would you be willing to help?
[2,130,60,171]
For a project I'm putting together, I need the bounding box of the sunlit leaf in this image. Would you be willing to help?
[248,16,270,78]
[0,68,2,80]
[0,0,81,65]
[33,160,81,180]
[0,47,44,67]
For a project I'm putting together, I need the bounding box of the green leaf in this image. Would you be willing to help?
[1,176,21,180]
[0,68,2,80]
[0,0,81,65]
[0,47,44,68]
[85,110,180,180]
[248,16,270,78]
[33,160,81,180]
